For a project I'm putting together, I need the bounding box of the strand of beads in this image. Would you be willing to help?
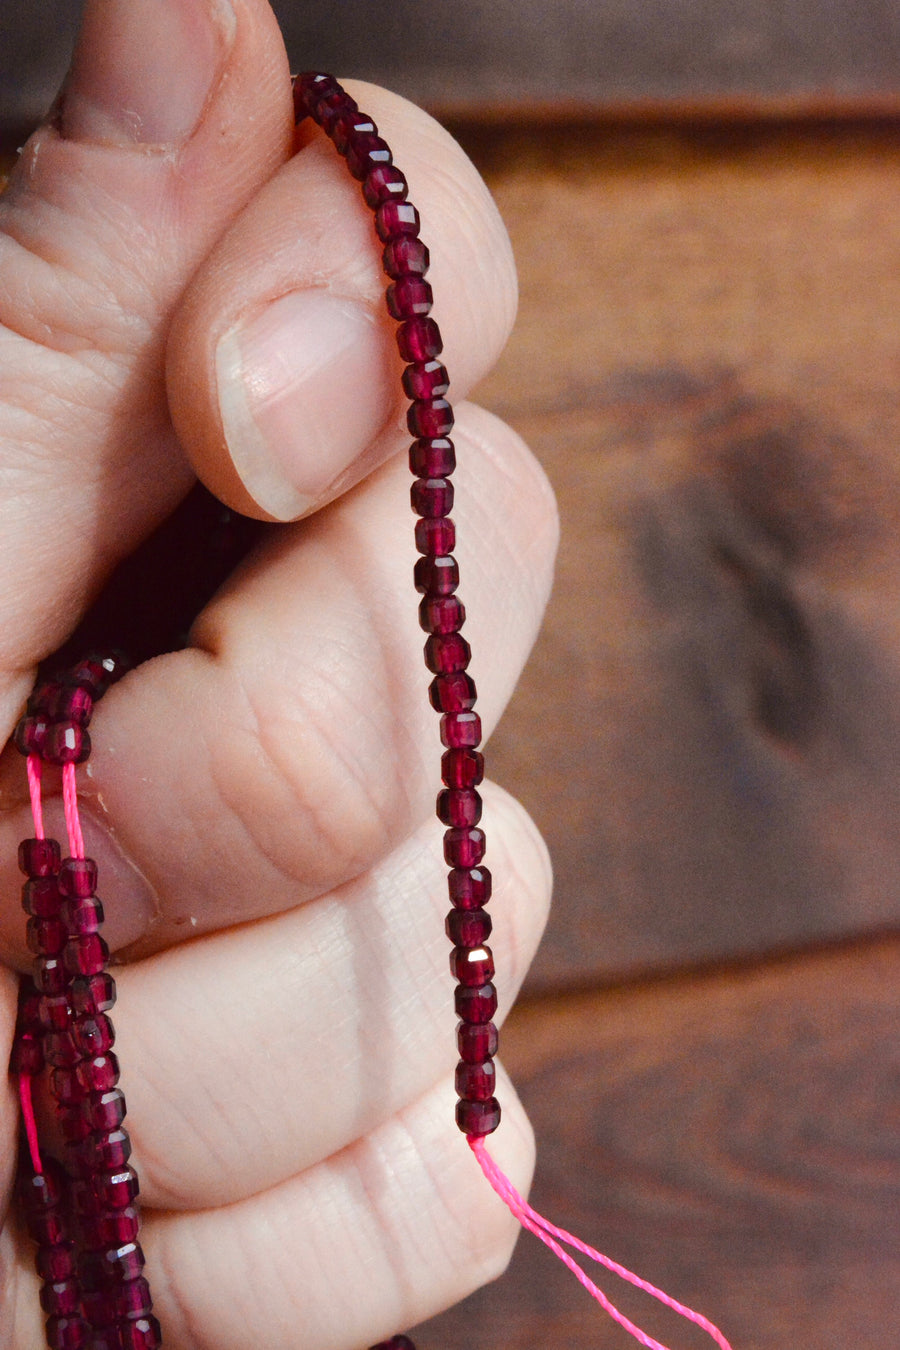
[12,653,161,1350]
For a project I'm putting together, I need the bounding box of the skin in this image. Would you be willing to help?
[0,2,558,1347]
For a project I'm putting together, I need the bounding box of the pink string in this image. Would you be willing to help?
[469,1137,734,1350]
[26,754,44,839]
[18,1069,43,1174]
[62,761,85,860]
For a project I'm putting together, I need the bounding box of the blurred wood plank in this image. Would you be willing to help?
[418,936,900,1349]
[458,121,900,989]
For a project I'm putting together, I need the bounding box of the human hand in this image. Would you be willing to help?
[0,2,557,1346]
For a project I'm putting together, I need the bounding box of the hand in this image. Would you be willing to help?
[0,2,557,1346]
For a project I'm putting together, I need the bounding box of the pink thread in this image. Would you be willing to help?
[18,1068,43,1175]
[26,755,44,839]
[62,761,85,860]
[469,1137,734,1350]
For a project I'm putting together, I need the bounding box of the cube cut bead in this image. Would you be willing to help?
[444,827,486,867]
[86,1088,127,1133]
[95,1204,141,1248]
[43,1031,81,1068]
[50,1067,85,1105]
[76,1052,120,1093]
[414,555,459,596]
[455,1059,497,1101]
[39,994,73,1031]
[414,517,456,555]
[19,837,61,877]
[44,722,90,765]
[375,200,420,242]
[437,788,483,829]
[387,277,433,321]
[419,596,466,635]
[456,1096,501,1136]
[11,1036,44,1075]
[425,634,471,675]
[294,72,339,117]
[59,857,98,898]
[27,915,68,956]
[40,1278,81,1316]
[19,1163,64,1212]
[113,1275,153,1319]
[83,1127,132,1173]
[410,476,453,518]
[363,164,408,208]
[35,957,71,996]
[64,933,110,976]
[63,896,105,936]
[71,972,116,1014]
[14,714,49,756]
[404,361,449,401]
[315,90,359,136]
[457,1020,499,1063]
[430,672,477,713]
[27,1208,69,1247]
[446,906,492,947]
[396,316,442,362]
[71,1012,115,1057]
[36,1242,77,1283]
[440,711,482,749]
[95,1166,140,1210]
[407,398,454,439]
[69,652,129,696]
[332,112,376,155]
[346,132,393,181]
[448,865,492,908]
[450,944,494,986]
[46,684,93,725]
[383,237,430,278]
[45,1316,89,1350]
[58,1104,92,1141]
[409,435,455,477]
[120,1317,163,1350]
[455,981,497,1024]
[23,876,64,918]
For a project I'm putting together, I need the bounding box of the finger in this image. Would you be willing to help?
[0,0,293,715]
[110,783,549,1209]
[142,1067,534,1350]
[167,78,518,521]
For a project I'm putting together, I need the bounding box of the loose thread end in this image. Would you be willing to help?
[467,1136,734,1350]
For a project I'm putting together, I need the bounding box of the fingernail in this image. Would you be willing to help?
[61,0,235,146]
[216,290,397,521]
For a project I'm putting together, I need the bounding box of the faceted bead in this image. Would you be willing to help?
[409,434,455,477]
[363,164,408,208]
[414,517,456,556]
[63,896,105,936]
[95,1166,140,1209]
[455,981,498,1024]
[383,237,429,279]
[314,90,357,136]
[456,1096,501,1136]
[26,1207,68,1246]
[450,944,494,986]
[457,1019,499,1063]
[455,1058,497,1101]
[57,1103,92,1142]
[387,277,433,319]
[440,711,483,749]
[375,200,420,242]
[58,857,98,899]
[64,933,110,976]
[441,747,484,788]
[44,1315,89,1350]
[71,972,116,1014]
[34,957,71,997]
[81,1239,144,1288]
[39,994,72,1032]
[50,1066,85,1106]
[44,722,90,765]
[448,865,492,908]
[85,1088,127,1133]
[23,875,64,918]
[43,1030,81,1068]
[113,1274,153,1319]
[96,1204,141,1248]
[10,1035,44,1075]
[414,555,459,596]
[410,476,453,518]
[430,672,477,714]
[437,787,483,828]
[27,915,68,956]
[120,1318,162,1350]
[418,596,465,636]
[14,713,49,756]
[85,1127,132,1173]
[444,827,487,868]
[19,1161,64,1213]
[446,907,492,947]
[80,1286,117,1327]
[407,398,454,439]
[396,316,442,364]
[76,1052,120,1094]
[19,837,61,878]
[36,1242,77,1283]
[404,355,449,399]
[345,132,393,181]
[69,651,128,697]
[333,112,376,155]
[40,1277,81,1316]
[294,72,339,119]
[425,634,471,676]
[71,1012,115,1057]
[46,684,93,726]
[69,1177,103,1220]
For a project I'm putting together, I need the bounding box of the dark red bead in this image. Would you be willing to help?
[45,1315,89,1350]
[96,1205,141,1248]
[455,981,498,1024]
[375,200,420,242]
[81,1239,144,1288]
[410,476,453,518]
[19,837,61,877]
[58,857,98,899]
[387,277,433,319]
[46,684,93,726]
[425,634,471,676]
[95,1166,140,1209]
[35,957,70,996]
[396,316,442,363]
[71,972,116,1014]
[414,555,459,596]
[346,132,392,181]
[27,915,68,956]
[414,517,456,555]
[58,1103,93,1142]
[430,672,477,714]
[64,933,110,977]
[409,434,455,477]
[27,1208,69,1246]
[50,1067,85,1106]
[418,595,466,635]
[457,1020,499,1063]
[44,722,90,765]
[14,714,50,756]
[43,1030,81,1067]
[314,90,358,136]
[383,237,429,278]
[39,994,72,1032]
[11,1035,44,1075]
[407,398,454,439]
[455,1058,497,1101]
[23,875,64,918]
[444,827,486,868]
[36,1242,77,1283]
[440,711,482,749]
[18,983,43,1030]
[113,1275,153,1319]
[71,1013,115,1057]
[28,680,61,715]
[446,907,492,947]
[80,1286,117,1326]
[437,787,483,828]
[363,164,408,208]
[69,1177,103,1220]
[332,112,376,155]
[456,1096,501,1136]
[450,944,494,986]
[85,1128,132,1173]
[120,1318,162,1350]
[63,896,105,936]
[19,1162,64,1213]
[76,1052,120,1094]
[448,865,492,908]
[441,747,484,787]
[40,1278,81,1316]
[294,72,340,119]
[405,367,450,408]
[85,1088,127,1133]
[69,651,128,696]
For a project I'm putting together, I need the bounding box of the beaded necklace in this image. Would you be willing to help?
[9,73,734,1350]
